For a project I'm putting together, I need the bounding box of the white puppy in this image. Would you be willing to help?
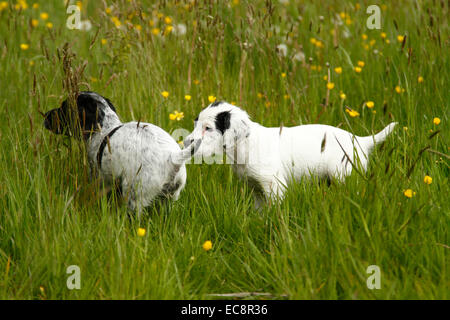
[44,91,199,216]
[184,101,397,206]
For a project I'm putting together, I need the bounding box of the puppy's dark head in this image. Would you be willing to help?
[44,91,116,139]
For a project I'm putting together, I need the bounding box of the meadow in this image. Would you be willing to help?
[0,0,448,299]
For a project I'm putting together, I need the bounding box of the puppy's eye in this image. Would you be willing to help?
[205,126,212,131]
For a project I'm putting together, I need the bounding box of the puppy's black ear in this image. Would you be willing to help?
[215,111,231,135]
[76,94,104,135]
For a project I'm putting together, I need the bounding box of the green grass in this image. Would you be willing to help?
[0,0,448,299]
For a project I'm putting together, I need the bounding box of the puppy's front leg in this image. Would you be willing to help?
[256,178,286,208]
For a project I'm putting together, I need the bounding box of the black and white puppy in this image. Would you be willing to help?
[44,91,199,216]
[184,101,396,207]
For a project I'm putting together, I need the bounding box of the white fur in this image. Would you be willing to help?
[185,102,397,206]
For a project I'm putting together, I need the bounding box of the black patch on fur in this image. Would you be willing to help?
[321,133,327,153]
[97,125,123,168]
[210,100,223,107]
[76,93,105,134]
[215,111,231,134]
[161,181,181,196]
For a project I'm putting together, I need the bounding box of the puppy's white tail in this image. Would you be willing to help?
[170,139,202,168]
[361,122,398,152]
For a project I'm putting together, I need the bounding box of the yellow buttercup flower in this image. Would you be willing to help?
[354,66,362,73]
[381,32,387,39]
[184,95,192,101]
[323,75,328,81]
[326,82,335,90]
[334,67,342,74]
[315,40,324,48]
[417,76,424,83]
[40,12,49,20]
[31,19,39,27]
[403,189,415,198]
[366,101,375,108]
[169,111,184,121]
[281,72,286,78]
[193,79,200,85]
[14,0,28,10]
[362,34,368,40]
[433,117,440,125]
[0,1,8,10]
[395,85,404,94]
[208,95,216,103]
[46,22,53,29]
[397,35,405,43]
[164,16,172,24]
[20,43,29,50]
[161,91,169,98]
[105,7,112,14]
[345,108,360,117]
[339,92,346,100]
[137,228,146,237]
[151,27,160,35]
[135,24,142,31]
[423,175,432,185]
[357,61,365,67]
[164,25,173,34]
[101,38,107,45]
[310,37,317,45]
[202,240,212,251]
[111,16,121,27]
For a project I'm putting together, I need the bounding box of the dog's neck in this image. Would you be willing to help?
[100,110,122,132]
[86,110,121,143]
[224,120,258,167]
